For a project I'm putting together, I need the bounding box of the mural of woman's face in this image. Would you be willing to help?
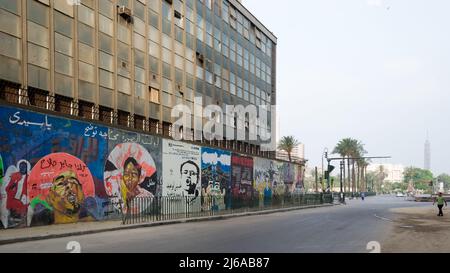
[123,162,140,192]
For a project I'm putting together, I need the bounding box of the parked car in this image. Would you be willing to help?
[396,192,405,197]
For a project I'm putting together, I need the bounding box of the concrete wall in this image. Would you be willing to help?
[0,104,304,229]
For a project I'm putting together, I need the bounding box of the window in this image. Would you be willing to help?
[28,43,49,68]
[78,61,95,82]
[0,32,21,59]
[99,51,113,71]
[0,0,20,15]
[78,5,94,26]
[150,87,160,103]
[27,0,49,27]
[99,33,113,53]
[78,43,94,64]
[0,9,21,37]
[54,12,73,37]
[99,69,114,89]
[99,14,113,36]
[78,22,94,46]
[55,52,73,76]
[118,76,131,94]
[99,0,113,18]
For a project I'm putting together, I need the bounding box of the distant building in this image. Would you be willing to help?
[276,143,305,163]
[367,164,405,184]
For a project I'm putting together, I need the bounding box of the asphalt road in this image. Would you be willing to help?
[0,195,429,253]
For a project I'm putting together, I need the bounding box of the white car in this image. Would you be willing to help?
[396,192,405,197]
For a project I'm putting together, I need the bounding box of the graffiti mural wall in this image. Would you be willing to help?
[27,153,96,226]
[104,129,162,214]
[0,105,108,228]
[201,147,231,211]
[231,154,254,207]
[254,157,275,204]
[162,139,201,212]
[0,104,306,229]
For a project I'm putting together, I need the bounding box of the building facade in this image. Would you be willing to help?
[0,0,277,157]
[276,143,305,163]
[366,163,405,184]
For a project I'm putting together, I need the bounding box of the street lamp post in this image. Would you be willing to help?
[340,160,345,203]
[322,148,328,189]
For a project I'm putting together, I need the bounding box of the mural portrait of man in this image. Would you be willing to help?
[180,160,200,198]
[29,170,95,226]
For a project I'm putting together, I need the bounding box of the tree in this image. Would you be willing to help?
[403,167,433,193]
[333,138,353,193]
[333,138,367,193]
[375,165,388,193]
[436,173,450,192]
[277,136,300,162]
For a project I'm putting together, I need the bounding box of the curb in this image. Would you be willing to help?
[0,203,334,246]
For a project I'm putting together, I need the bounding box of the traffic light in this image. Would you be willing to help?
[324,165,335,180]
[328,165,335,173]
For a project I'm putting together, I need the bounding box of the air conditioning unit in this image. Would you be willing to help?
[118,6,131,16]
[118,6,132,22]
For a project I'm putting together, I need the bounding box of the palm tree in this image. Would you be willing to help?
[277,136,300,162]
[333,138,367,194]
[333,138,354,193]
[351,140,367,193]
[375,165,388,193]
[357,158,370,192]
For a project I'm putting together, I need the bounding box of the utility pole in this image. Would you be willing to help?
[340,160,344,203]
[315,167,318,193]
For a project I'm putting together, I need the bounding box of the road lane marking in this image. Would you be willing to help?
[374,214,394,222]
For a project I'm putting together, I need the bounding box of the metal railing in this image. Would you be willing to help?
[122,193,333,225]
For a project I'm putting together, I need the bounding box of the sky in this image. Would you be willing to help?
[244,0,450,175]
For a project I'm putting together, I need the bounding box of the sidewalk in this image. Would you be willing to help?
[0,203,334,245]
[382,206,450,252]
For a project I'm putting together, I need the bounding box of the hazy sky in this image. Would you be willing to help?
[245,0,450,175]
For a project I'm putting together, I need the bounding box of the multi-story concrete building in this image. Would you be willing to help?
[0,0,277,157]
[367,163,405,184]
[276,143,305,163]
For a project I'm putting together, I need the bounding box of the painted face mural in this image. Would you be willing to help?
[162,140,201,201]
[27,153,95,226]
[181,160,200,196]
[104,143,157,213]
[0,105,108,228]
[0,160,31,228]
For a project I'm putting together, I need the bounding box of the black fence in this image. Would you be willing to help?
[122,193,333,225]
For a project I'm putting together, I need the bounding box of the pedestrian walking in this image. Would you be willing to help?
[361,192,365,201]
[433,192,447,217]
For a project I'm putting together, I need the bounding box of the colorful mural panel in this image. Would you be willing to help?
[0,105,108,228]
[0,104,306,229]
[201,147,231,211]
[27,153,96,226]
[104,132,161,214]
[162,139,201,202]
[254,157,274,206]
[231,154,254,202]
